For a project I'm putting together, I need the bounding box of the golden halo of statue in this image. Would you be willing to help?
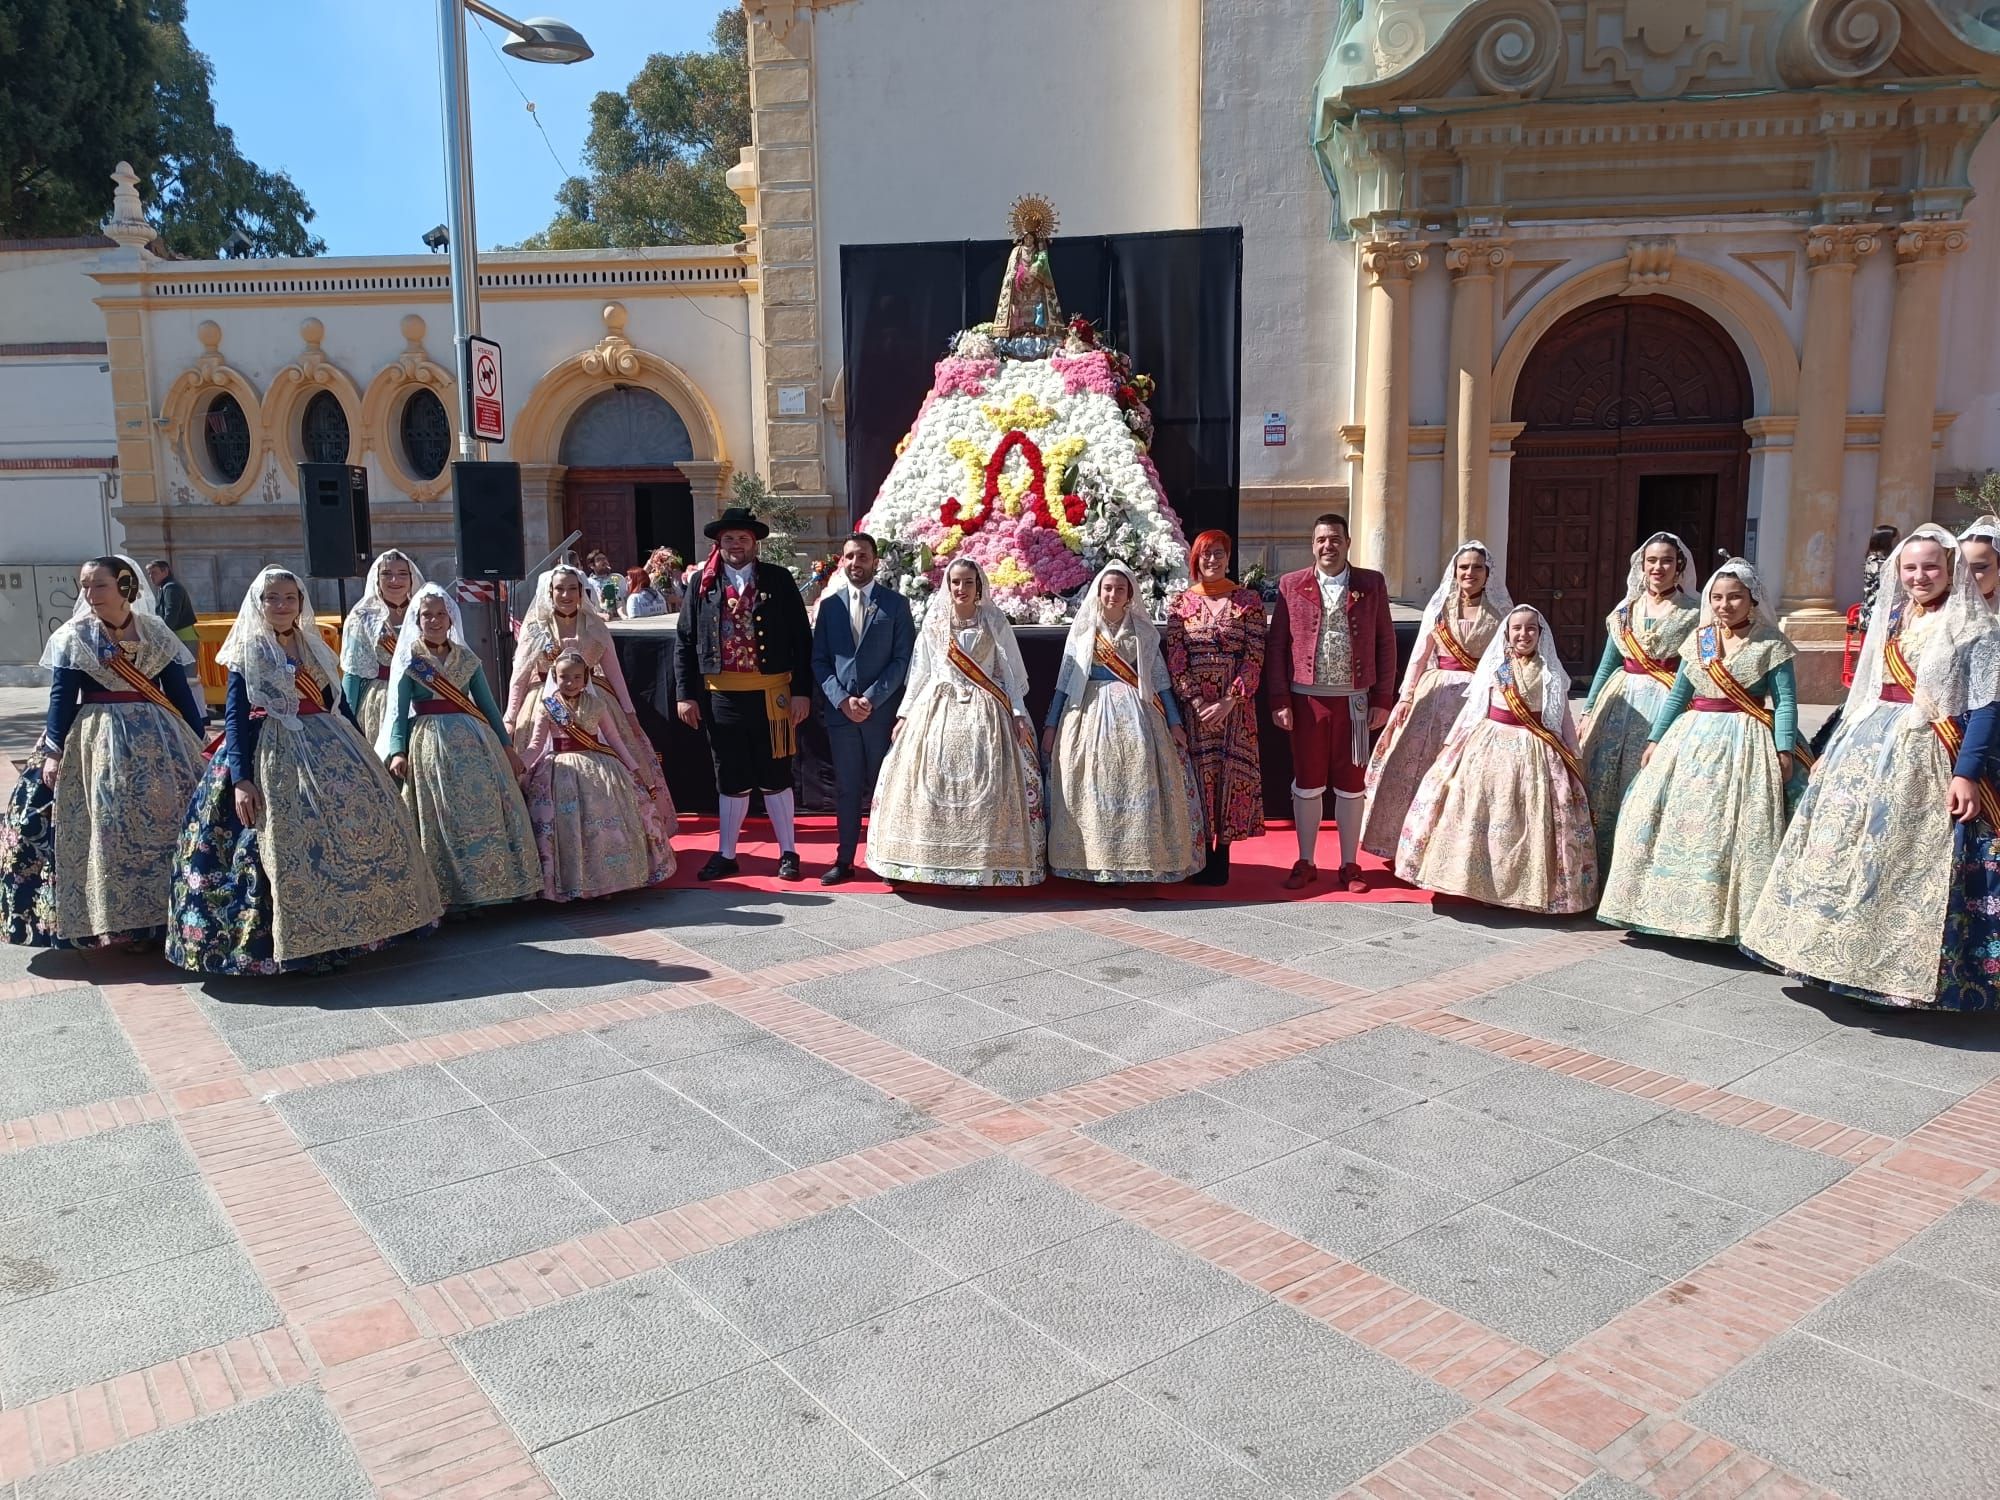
[1008,194,1059,245]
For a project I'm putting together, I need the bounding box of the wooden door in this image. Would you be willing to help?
[563,479,638,570]
[1510,462,1622,669]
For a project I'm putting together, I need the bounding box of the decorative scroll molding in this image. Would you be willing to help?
[1893,219,1969,265]
[1804,222,1881,269]
[1361,238,1429,286]
[1446,238,1515,277]
[1625,237,1676,289]
[1778,0,1903,84]
[511,302,727,467]
[160,320,266,506]
[359,314,457,503]
[263,317,363,468]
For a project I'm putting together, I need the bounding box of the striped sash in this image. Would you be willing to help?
[1615,604,1679,688]
[543,695,615,758]
[97,642,180,719]
[1093,632,1167,718]
[1431,616,1481,672]
[1496,663,1587,789]
[948,636,1014,714]
[411,656,486,723]
[1696,627,1815,771]
[1883,626,2000,825]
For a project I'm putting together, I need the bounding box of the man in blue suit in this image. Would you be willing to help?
[812,532,915,884]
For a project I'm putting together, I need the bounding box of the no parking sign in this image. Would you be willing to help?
[468,336,505,443]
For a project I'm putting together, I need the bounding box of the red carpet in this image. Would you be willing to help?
[661,815,1431,905]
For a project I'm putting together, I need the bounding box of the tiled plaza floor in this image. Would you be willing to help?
[3,856,1999,1499]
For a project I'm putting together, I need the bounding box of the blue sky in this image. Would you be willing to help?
[183,1,725,256]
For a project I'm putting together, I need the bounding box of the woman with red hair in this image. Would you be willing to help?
[1164,531,1266,884]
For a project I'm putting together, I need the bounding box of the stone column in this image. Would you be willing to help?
[1443,238,1510,570]
[1358,238,1426,594]
[676,459,734,536]
[1876,221,1968,536]
[1780,224,1877,621]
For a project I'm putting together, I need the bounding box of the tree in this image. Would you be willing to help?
[0,0,322,257]
[516,8,748,251]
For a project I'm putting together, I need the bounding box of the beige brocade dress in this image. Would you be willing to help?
[1361,604,1502,858]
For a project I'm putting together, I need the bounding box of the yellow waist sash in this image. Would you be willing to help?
[704,669,797,759]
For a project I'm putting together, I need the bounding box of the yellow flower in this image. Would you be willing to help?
[936,527,964,556]
[894,430,913,458]
[1043,435,1087,492]
[979,392,1058,431]
[1055,519,1084,553]
[989,558,1034,588]
[945,436,985,499]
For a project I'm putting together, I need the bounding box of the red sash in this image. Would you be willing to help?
[1431,616,1481,673]
[1496,665,1587,789]
[411,657,486,723]
[1696,627,1815,771]
[99,648,181,720]
[544,696,615,758]
[1615,604,1680,689]
[1883,626,2000,826]
[1093,632,1168,718]
[948,637,1014,713]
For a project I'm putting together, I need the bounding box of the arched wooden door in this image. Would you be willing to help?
[1507,296,1752,671]
[559,387,698,570]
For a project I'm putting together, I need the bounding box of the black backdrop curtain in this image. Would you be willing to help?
[840,228,1244,545]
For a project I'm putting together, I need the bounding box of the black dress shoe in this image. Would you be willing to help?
[776,851,802,881]
[820,861,853,886]
[697,853,739,881]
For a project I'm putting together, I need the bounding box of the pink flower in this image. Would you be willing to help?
[933,357,998,399]
[1050,352,1118,397]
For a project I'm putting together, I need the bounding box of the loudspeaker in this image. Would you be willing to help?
[453,461,525,580]
[298,463,371,578]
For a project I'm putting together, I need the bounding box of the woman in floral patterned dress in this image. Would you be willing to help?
[1042,563,1203,884]
[1577,532,1700,870]
[377,584,544,911]
[167,567,441,975]
[1395,605,1597,914]
[1,556,206,948]
[505,565,647,754]
[1361,541,1509,859]
[1164,532,1265,886]
[339,550,422,749]
[1744,525,2000,1009]
[867,559,1045,886]
[1598,561,1803,944]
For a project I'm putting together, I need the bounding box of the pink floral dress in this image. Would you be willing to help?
[1164,588,1267,845]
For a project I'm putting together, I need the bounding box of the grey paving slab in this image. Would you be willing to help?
[976,1221,1269,1377]
[781,968,953,1023]
[1438,1059,1666,1148]
[1594,1111,1851,1214]
[486,1068,681,1155]
[1728,1051,1961,1136]
[373,988,544,1040]
[1568,1477,1654,1500]
[310,1107,536,1208]
[1528,956,1705,1013]
[1362,920,1522,968]
[958,968,1137,1025]
[441,1030,634,1104]
[655,1035,854,1114]
[1253,900,1430,942]
[673,1208,955,1354]
[1082,1092,1317,1188]
[1652,985,1845,1051]
[1361,1205,1660,1354]
[1208,1143,1471,1260]
[1337,1099,1577,1199]
[1796,1019,2000,1095]
[668,921,839,972]
[1310,1025,1509,1097]
[453,1268,761,1449]
[0,987,114,1056]
[1593,936,1753,985]
[1688,1331,2000,1500]
[781,1283,1101,1473]
[860,991,1031,1058]
[1066,948,1221,999]
[356,1160,612,1284]
[1159,976,1324,1032]
[1125,907,1341,963]
[860,1157,1120,1278]
[1494,1155,1767,1278]
[912,1382,1279,1500]
[190,976,369,1034]
[15,1385,372,1500]
[1047,999,1232,1064]
[0,1242,278,1405]
[892,940,1049,991]
[0,1177,231,1306]
[1579,1012,1787,1088]
[220,1007,406,1072]
[1801,1260,2000,1406]
[1283,942,1435,991]
[551,1103,788,1222]
[537,1362,902,1500]
[0,993,150,1118]
[1449,983,1621,1044]
[990,925,1143,967]
[926,1028,1122,1101]
[591,1002,766,1063]
[724,1075,935,1168]
[0,1121,195,1221]
[1897,1199,2000,1295]
[1130,1303,1466,1494]
[272,1064,477,1147]
[1207,1048,1422,1139]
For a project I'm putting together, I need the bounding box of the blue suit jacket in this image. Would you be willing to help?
[812,583,915,721]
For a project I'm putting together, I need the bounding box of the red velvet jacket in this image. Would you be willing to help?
[1263,565,1398,713]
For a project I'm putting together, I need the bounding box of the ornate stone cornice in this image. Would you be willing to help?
[1445,238,1514,277]
[1362,239,1429,285]
[1893,219,1970,265]
[580,302,643,379]
[1625,236,1675,287]
[1804,223,1880,269]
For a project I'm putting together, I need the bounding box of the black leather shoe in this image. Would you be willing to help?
[776,851,803,881]
[697,854,739,881]
[820,861,853,886]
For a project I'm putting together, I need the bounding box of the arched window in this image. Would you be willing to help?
[400,389,450,480]
[559,387,694,467]
[202,393,252,482]
[301,390,350,464]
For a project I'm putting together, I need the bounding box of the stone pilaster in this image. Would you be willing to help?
[1876,221,1968,535]
[1443,237,1510,572]
[1357,238,1425,595]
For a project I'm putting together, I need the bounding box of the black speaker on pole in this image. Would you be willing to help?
[298,463,372,578]
[453,461,525,580]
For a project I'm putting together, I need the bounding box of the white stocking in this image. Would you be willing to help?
[718,793,749,858]
[764,787,797,854]
[1291,784,1324,865]
[1333,790,1364,870]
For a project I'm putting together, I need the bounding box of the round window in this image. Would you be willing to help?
[400,388,450,481]
[202,393,252,482]
[301,390,350,464]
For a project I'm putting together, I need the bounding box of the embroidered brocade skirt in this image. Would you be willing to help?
[1047,680,1204,884]
[354,677,391,754]
[1580,670,1674,872]
[166,713,442,975]
[1394,720,1598,915]
[866,684,1045,887]
[1938,823,2000,1012]
[1361,668,1473,859]
[1,702,203,947]
[525,748,670,902]
[400,712,543,910]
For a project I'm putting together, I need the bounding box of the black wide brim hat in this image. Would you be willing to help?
[704,506,771,541]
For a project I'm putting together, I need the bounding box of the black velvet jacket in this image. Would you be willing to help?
[674,559,814,698]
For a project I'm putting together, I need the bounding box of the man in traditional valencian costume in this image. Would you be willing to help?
[675,507,814,881]
[1265,513,1398,892]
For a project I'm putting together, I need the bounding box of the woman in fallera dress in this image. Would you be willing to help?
[1597,560,1805,945]
[1362,540,1510,859]
[1743,524,2000,1010]
[168,567,442,975]
[377,584,542,912]
[1959,515,2000,611]
[339,550,423,749]
[866,558,1046,886]
[1,556,206,948]
[1164,531,1265,886]
[1395,605,1597,914]
[1043,562,1204,884]
[1578,532,1700,869]
[519,651,674,901]
[505,564,648,753]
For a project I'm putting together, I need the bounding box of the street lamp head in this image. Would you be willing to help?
[501,17,592,63]
[422,224,450,253]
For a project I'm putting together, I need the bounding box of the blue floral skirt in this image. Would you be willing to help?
[164,756,422,976]
[0,766,149,950]
[1935,820,2000,1012]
